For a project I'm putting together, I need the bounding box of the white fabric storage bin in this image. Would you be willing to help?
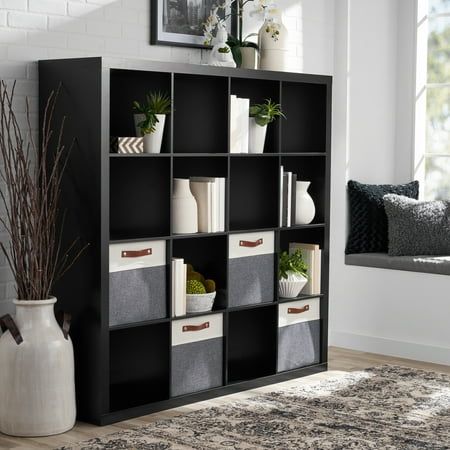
[277,297,321,372]
[228,231,275,308]
[109,240,167,326]
[171,313,223,397]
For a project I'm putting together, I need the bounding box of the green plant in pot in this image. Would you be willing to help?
[249,99,285,153]
[186,264,216,313]
[133,91,171,154]
[278,250,308,298]
[0,82,87,437]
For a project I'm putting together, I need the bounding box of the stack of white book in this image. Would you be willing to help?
[190,177,226,233]
[279,166,298,227]
[289,242,322,295]
[171,257,187,316]
[229,95,250,153]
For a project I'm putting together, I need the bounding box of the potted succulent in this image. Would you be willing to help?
[186,265,216,313]
[249,99,285,153]
[278,250,308,298]
[0,82,87,436]
[133,91,171,154]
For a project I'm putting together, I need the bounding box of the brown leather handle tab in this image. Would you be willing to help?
[121,248,152,258]
[288,305,310,314]
[239,238,263,248]
[182,322,210,332]
[56,311,71,340]
[0,314,23,345]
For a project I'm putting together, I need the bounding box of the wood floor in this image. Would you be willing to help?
[1,347,449,450]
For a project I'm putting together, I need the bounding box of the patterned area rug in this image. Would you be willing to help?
[61,366,450,449]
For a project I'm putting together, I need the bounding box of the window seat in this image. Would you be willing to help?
[345,253,450,276]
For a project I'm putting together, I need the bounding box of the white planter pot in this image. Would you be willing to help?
[143,115,166,154]
[0,297,76,437]
[172,178,198,234]
[295,181,316,225]
[248,118,267,154]
[240,47,258,69]
[259,18,289,71]
[278,272,307,298]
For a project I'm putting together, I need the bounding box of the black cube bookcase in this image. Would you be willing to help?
[39,57,331,425]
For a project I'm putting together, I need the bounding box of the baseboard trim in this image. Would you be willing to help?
[330,331,450,366]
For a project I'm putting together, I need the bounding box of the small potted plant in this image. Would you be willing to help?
[249,99,285,153]
[133,91,171,154]
[278,250,308,298]
[186,265,216,313]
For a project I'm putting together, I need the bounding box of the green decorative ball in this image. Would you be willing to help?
[186,279,206,295]
[204,279,216,293]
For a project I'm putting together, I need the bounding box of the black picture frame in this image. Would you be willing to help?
[151,0,236,49]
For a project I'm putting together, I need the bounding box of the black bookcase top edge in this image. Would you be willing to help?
[38,56,333,85]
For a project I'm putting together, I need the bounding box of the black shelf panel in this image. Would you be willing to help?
[173,156,228,179]
[228,305,278,383]
[109,157,171,240]
[109,323,170,412]
[109,317,171,331]
[173,74,228,153]
[230,156,279,230]
[110,153,172,157]
[278,293,324,303]
[110,69,172,154]
[172,307,227,321]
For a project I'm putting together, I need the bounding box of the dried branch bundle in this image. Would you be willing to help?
[0,81,87,300]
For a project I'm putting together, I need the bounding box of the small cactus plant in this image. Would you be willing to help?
[186,279,206,295]
[187,271,205,284]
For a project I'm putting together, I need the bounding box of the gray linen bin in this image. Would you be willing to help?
[228,231,275,308]
[277,298,321,372]
[171,313,223,397]
[109,240,167,326]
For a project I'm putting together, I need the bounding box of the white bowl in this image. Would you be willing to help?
[186,291,216,313]
[278,278,307,299]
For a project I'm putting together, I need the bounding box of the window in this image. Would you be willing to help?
[415,0,450,200]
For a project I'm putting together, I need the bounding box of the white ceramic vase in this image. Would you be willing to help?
[0,297,76,437]
[248,118,267,154]
[172,178,198,234]
[134,114,166,154]
[278,272,308,298]
[240,47,258,69]
[295,181,315,225]
[258,16,289,71]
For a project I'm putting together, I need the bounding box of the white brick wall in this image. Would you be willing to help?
[0,0,334,314]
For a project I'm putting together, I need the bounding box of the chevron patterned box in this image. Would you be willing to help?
[111,137,144,153]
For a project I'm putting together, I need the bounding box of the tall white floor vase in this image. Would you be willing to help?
[295,181,316,225]
[0,297,76,437]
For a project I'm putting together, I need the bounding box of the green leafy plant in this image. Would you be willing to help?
[132,91,171,135]
[249,99,285,127]
[226,34,258,67]
[278,250,308,280]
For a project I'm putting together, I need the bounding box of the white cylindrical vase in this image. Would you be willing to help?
[240,47,258,69]
[248,118,267,154]
[143,114,166,154]
[0,297,76,437]
[278,272,308,298]
[295,181,315,225]
[258,17,289,71]
[172,178,198,234]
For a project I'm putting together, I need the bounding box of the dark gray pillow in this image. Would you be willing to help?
[383,194,450,256]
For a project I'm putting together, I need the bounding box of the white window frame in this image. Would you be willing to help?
[413,0,450,199]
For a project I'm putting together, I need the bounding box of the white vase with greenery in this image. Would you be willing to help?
[249,99,285,153]
[278,250,308,298]
[133,91,171,153]
[0,82,87,436]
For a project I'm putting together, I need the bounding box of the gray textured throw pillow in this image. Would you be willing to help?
[383,194,450,256]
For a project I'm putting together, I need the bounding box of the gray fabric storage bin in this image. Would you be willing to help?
[109,240,167,326]
[277,298,321,372]
[228,231,275,308]
[171,313,223,397]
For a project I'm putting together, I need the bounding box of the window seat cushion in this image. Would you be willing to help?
[345,252,450,276]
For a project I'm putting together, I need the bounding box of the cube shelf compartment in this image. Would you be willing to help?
[39,57,331,426]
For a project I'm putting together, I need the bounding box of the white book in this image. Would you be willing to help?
[238,98,250,154]
[279,166,284,226]
[314,249,322,294]
[289,242,320,295]
[229,95,240,153]
[190,180,212,232]
[286,172,292,227]
[172,258,186,316]
[191,177,225,232]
